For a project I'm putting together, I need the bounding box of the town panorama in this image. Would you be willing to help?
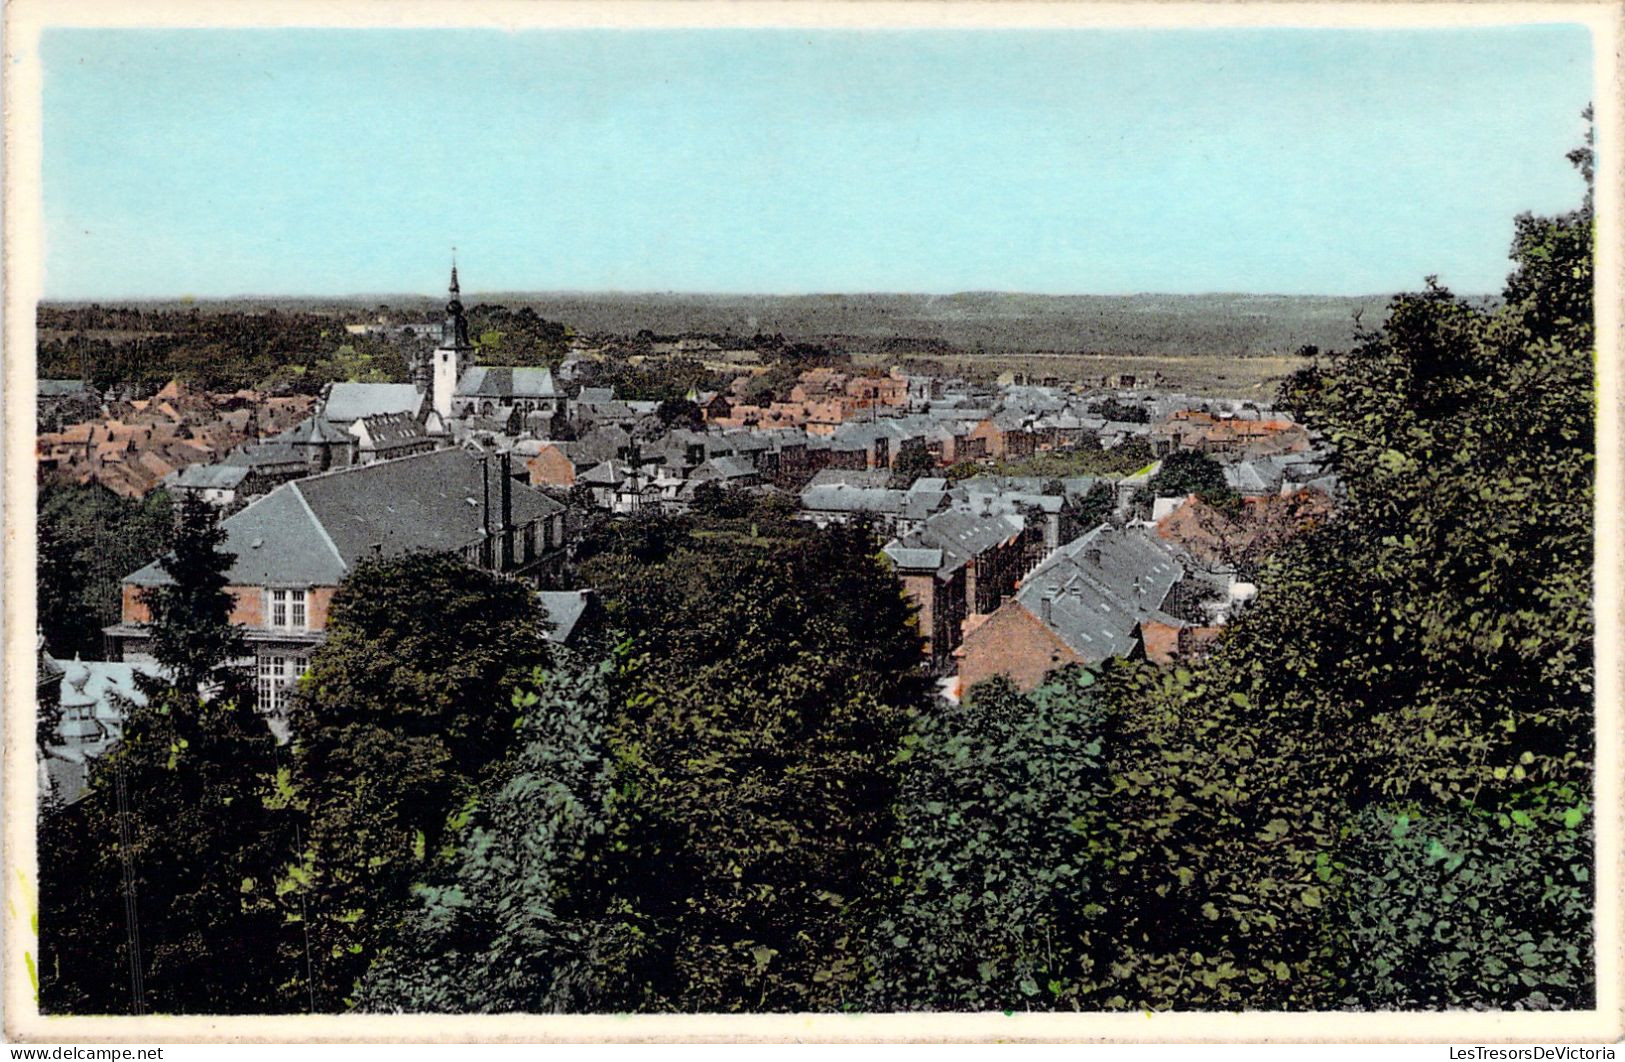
[35,191,1595,1014]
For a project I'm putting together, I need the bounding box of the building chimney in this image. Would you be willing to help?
[499,450,515,569]
[1041,594,1053,625]
[480,453,492,567]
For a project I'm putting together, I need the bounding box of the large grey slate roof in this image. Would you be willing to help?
[883,544,945,571]
[127,448,563,589]
[896,509,1025,573]
[457,366,559,400]
[171,464,251,490]
[808,468,892,490]
[273,414,350,446]
[324,383,424,424]
[800,484,908,514]
[221,441,307,469]
[1013,526,1185,661]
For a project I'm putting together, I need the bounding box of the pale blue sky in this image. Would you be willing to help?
[41,26,1592,299]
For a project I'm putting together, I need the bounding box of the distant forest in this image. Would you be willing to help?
[37,291,1498,374]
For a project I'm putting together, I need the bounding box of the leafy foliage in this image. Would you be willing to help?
[37,482,173,659]
[1331,795,1592,1010]
[573,514,926,1011]
[1143,449,1232,504]
[357,650,627,1012]
[39,689,296,1014]
[468,304,570,369]
[864,670,1114,1010]
[283,552,552,1009]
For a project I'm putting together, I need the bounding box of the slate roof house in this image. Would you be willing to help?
[106,447,569,717]
[37,650,162,806]
[884,507,1035,671]
[955,525,1193,693]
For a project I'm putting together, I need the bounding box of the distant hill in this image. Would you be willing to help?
[41,291,1496,358]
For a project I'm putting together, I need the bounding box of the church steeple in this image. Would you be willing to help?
[441,259,472,352]
[432,256,474,420]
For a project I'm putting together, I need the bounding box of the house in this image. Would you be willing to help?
[955,526,1188,693]
[38,379,99,431]
[105,448,569,717]
[517,438,579,488]
[37,645,162,806]
[883,506,1038,671]
[165,463,251,508]
[272,413,359,472]
[685,456,760,490]
[798,483,910,529]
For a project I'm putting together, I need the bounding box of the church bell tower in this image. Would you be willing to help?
[432,261,474,420]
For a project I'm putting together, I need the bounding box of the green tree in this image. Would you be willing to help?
[37,483,173,659]
[39,688,297,1014]
[356,649,632,1013]
[284,551,552,1009]
[863,669,1114,1010]
[139,492,246,696]
[888,441,937,488]
[1060,481,1117,540]
[1084,128,1595,1009]
[1143,449,1232,504]
[574,515,926,1010]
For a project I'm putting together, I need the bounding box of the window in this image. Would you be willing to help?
[257,653,310,715]
[269,589,308,631]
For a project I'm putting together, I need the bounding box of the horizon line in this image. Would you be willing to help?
[37,287,1496,305]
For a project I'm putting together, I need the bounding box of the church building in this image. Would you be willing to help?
[421,263,563,423]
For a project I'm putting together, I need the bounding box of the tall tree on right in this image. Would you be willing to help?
[1092,116,1596,1009]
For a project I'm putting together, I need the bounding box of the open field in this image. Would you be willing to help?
[849,350,1311,396]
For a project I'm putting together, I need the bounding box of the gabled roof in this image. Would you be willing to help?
[580,460,628,486]
[324,383,424,424]
[170,464,251,490]
[220,441,306,469]
[126,449,563,589]
[457,366,558,400]
[799,484,908,515]
[901,509,1025,572]
[274,414,351,446]
[1012,526,1185,660]
[883,544,945,572]
[807,468,891,490]
[353,412,430,450]
[692,456,757,481]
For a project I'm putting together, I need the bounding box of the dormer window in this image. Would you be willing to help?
[269,588,308,631]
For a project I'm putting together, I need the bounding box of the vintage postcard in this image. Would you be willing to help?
[4,0,1622,1046]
